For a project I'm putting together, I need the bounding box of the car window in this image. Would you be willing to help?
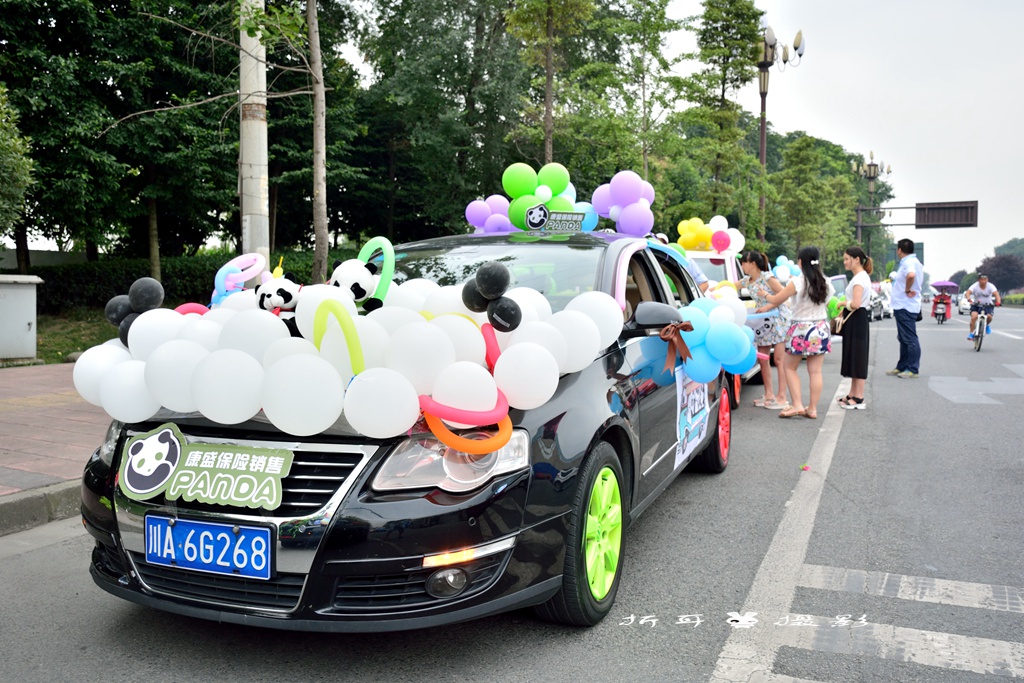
[387,242,604,313]
[691,257,729,283]
[651,251,698,308]
[624,255,661,321]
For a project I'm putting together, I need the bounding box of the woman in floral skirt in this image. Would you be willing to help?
[740,251,790,409]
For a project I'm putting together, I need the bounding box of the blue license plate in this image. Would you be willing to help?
[145,515,273,580]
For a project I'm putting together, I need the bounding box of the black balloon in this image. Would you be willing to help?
[475,261,510,300]
[128,277,164,313]
[486,297,522,333]
[118,312,140,347]
[461,278,491,313]
[104,294,132,326]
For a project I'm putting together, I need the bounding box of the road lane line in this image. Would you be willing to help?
[798,565,1024,613]
[772,614,1024,677]
[709,381,850,683]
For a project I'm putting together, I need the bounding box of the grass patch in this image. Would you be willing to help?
[37,308,118,364]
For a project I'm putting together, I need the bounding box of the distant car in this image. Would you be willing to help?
[959,296,972,315]
[828,275,847,300]
[686,250,743,293]
[867,291,883,321]
[880,290,892,318]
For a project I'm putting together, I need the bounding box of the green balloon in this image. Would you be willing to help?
[545,195,574,212]
[508,194,540,230]
[668,243,687,258]
[502,163,538,199]
[537,163,570,196]
[826,296,839,319]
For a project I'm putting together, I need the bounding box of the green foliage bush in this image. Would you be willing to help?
[14,249,357,314]
[1003,293,1024,306]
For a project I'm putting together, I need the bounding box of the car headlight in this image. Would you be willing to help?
[372,430,529,493]
[96,420,124,467]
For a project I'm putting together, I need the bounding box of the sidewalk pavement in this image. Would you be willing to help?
[0,364,110,536]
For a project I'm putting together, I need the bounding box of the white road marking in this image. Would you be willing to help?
[773,614,1024,677]
[798,565,1024,613]
[709,382,849,683]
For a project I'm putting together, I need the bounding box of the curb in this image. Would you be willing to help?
[0,480,81,537]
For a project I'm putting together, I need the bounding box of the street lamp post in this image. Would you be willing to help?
[757,26,805,242]
[853,151,892,258]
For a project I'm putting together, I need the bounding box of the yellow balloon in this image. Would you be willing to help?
[681,232,699,250]
[690,216,705,230]
[696,224,713,247]
[716,280,737,290]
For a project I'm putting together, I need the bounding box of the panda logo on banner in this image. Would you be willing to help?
[524,203,586,233]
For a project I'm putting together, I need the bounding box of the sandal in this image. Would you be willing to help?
[837,395,851,405]
[753,395,773,407]
[840,397,865,410]
[779,406,807,419]
[805,410,818,419]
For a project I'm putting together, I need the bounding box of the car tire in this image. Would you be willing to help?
[534,441,625,627]
[728,373,742,410]
[690,382,731,473]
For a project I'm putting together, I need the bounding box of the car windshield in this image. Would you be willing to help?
[691,257,729,282]
[387,239,605,313]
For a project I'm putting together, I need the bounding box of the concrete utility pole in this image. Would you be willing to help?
[239,0,270,281]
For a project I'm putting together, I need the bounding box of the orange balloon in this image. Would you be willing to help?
[423,412,513,455]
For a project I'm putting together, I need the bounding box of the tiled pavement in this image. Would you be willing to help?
[0,364,110,534]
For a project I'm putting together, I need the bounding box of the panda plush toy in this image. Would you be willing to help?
[328,259,383,312]
[256,272,303,336]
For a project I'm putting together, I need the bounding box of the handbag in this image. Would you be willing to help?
[830,307,853,335]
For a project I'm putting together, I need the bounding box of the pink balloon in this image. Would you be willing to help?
[485,194,510,217]
[641,181,656,204]
[591,184,613,217]
[711,230,731,251]
[616,202,655,237]
[483,213,512,232]
[610,170,644,207]
[465,200,492,228]
[175,302,210,315]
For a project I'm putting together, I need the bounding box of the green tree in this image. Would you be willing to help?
[0,84,34,273]
[994,237,1024,261]
[977,254,1024,292]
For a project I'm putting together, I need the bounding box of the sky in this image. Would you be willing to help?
[667,0,1024,280]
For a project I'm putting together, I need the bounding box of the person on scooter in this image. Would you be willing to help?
[931,291,952,322]
[965,274,1001,340]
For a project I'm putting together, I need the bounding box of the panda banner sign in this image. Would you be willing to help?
[118,424,294,511]
[524,204,586,233]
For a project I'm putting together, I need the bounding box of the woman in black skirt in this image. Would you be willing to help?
[838,247,872,409]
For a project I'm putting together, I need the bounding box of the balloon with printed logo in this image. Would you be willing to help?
[591,183,613,217]
[574,201,599,231]
[508,194,540,230]
[616,201,655,237]
[262,354,345,436]
[609,170,644,207]
[502,162,538,198]
[465,200,492,228]
[344,368,421,438]
[681,343,722,383]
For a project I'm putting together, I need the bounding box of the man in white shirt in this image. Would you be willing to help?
[886,239,923,378]
[965,274,1001,340]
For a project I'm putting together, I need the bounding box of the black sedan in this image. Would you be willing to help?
[81,231,733,632]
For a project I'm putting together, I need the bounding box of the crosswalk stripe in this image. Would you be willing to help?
[774,614,1024,677]
[798,564,1024,613]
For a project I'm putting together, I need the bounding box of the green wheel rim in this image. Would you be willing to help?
[584,466,623,601]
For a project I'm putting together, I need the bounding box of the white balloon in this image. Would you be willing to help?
[262,336,319,370]
[318,327,356,385]
[548,310,601,373]
[565,291,623,349]
[216,308,291,361]
[262,354,345,436]
[382,283,425,311]
[293,284,358,341]
[508,321,568,374]
[191,349,264,424]
[399,278,441,300]
[534,184,553,203]
[493,342,559,410]
[202,308,238,325]
[344,368,421,438]
[127,308,187,362]
[504,287,552,320]
[430,314,486,365]
[102,338,129,350]
[99,360,161,423]
[385,321,456,395]
[726,227,746,253]
[367,306,427,335]
[421,284,473,318]
[708,215,729,231]
[144,340,209,413]
[432,362,498,428]
[176,317,222,351]
[708,305,735,327]
[73,344,133,406]
[353,315,390,369]
[221,289,259,311]
[725,297,749,327]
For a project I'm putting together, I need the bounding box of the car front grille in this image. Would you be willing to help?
[130,552,305,611]
[332,550,509,612]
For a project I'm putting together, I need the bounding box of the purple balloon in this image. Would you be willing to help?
[591,184,613,217]
[483,213,512,232]
[465,200,492,228]
[616,202,655,237]
[485,194,510,217]
[641,180,656,204]
[610,170,644,207]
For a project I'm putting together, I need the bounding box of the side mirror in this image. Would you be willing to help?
[622,301,683,338]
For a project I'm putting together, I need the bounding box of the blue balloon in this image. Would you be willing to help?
[705,322,749,365]
[574,201,598,231]
[679,306,710,347]
[682,344,722,383]
[561,181,577,203]
[742,325,755,344]
[775,255,786,267]
[722,344,758,374]
[688,297,719,316]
